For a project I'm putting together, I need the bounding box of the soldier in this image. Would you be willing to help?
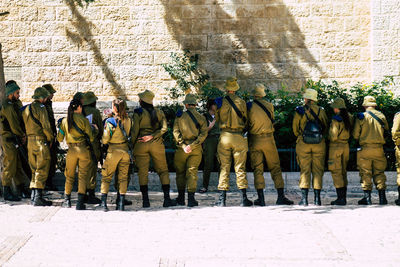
[328,98,353,206]
[132,90,176,208]
[22,87,54,206]
[214,77,252,207]
[199,99,220,194]
[392,112,400,206]
[57,99,97,210]
[0,81,30,201]
[100,98,133,212]
[292,88,328,206]
[173,94,208,207]
[247,84,293,206]
[353,96,389,205]
[82,92,102,204]
[42,84,58,191]
[73,92,84,105]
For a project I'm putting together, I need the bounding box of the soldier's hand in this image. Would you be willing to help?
[184,145,192,154]
[209,119,216,128]
[139,135,153,143]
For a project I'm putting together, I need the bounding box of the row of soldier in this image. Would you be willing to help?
[1,77,400,210]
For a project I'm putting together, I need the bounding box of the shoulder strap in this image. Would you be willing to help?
[118,119,131,142]
[367,111,385,128]
[225,96,245,121]
[72,119,86,136]
[307,107,322,125]
[186,110,200,129]
[29,104,43,128]
[254,100,274,123]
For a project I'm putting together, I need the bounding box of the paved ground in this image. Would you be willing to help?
[1,190,399,267]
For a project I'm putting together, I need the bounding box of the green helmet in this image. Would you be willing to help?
[32,87,50,100]
[83,91,98,105]
[183,94,197,105]
[42,84,56,94]
[73,92,84,101]
[5,82,20,96]
[331,98,346,109]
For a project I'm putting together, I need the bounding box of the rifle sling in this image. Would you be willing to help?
[254,100,274,123]
[367,111,385,128]
[29,104,43,128]
[186,110,200,129]
[225,96,245,122]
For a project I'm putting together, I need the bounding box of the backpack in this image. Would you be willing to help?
[302,107,323,144]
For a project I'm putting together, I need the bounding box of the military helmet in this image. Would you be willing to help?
[362,96,377,107]
[183,94,197,105]
[83,91,98,105]
[42,84,56,94]
[331,98,346,109]
[253,83,266,97]
[5,82,20,96]
[224,77,240,92]
[73,92,84,101]
[303,88,318,102]
[138,90,155,104]
[32,87,50,100]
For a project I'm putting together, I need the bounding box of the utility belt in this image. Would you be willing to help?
[250,132,274,138]
[68,142,86,148]
[360,143,383,149]
[221,129,243,135]
[329,141,348,146]
[28,135,46,141]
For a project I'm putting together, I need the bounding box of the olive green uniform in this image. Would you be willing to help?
[83,105,103,190]
[328,114,353,188]
[392,112,400,187]
[292,104,328,190]
[173,108,208,192]
[101,117,133,195]
[22,101,54,189]
[248,99,284,189]
[132,108,170,186]
[202,113,220,189]
[57,114,95,195]
[0,99,26,187]
[44,100,57,187]
[216,93,249,191]
[353,108,388,191]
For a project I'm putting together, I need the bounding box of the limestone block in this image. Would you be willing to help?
[77,81,103,95]
[286,4,311,17]
[217,19,252,35]
[373,46,391,61]
[247,49,275,64]
[336,62,370,78]
[296,48,320,63]
[101,7,130,20]
[321,49,346,62]
[19,7,38,21]
[81,6,102,21]
[13,21,32,37]
[198,51,223,64]
[101,36,126,51]
[154,51,174,65]
[111,52,136,66]
[3,53,22,66]
[51,36,78,52]
[311,3,332,17]
[336,32,369,48]
[31,21,65,36]
[38,7,56,21]
[52,82,78,101]
[58,66,94,82]
[126,35,148,51]
[323,17,345,33]
[182,5,211,19]
[373,61,400,77]
[249,18,272,34]
[88,53,112,67]
[113,21,139,36]
[0,38,25,53]
[390,13,400,30]
[26,37,52,52]
[70,52,88,66]
[207,34,233,50]
[0,22,14,37]
[55,7,71,21]
[148,35,179,51]
[372,15,390,30]
[191,20,213,35]
[179,35,207,51]
[42,52,71,66]
[265,5,287,18]
[22,53,42,66]
[136,52,154,66]
[242,34,282,49]
[333,2,354,17]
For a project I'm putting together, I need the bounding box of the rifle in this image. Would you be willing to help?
[118,120,134,165]
[11,134,32,179]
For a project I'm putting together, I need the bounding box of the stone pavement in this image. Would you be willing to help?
[1,190,399,267]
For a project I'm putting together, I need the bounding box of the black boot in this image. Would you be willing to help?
[76,193,86,210]
[276,188,294,205]
[18,184,31,199]
[63,194,71,208]
[240,189,253,207]
[299,188,308,206]
[314,189,321,206]
[378,189,388,205]
[31,189,36,204]
[187,192,198,207]
[86,189,101,204]
[175,189,185,206]
[140,185,150,208]
[3,186,21,201]
[33,189,52,206]
[101,194,108,212]
[254,189,265,206]
[162,184,177,207]
[395,186,400,206]
[358,190,372,205]
[115,192,132,207]
[118,194,125,211]
[215,190,226,207]
[331,187,347,206]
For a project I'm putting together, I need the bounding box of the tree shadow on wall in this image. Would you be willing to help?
[161,0,325,91]
[64,0,125,98]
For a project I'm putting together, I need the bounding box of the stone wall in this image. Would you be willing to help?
[0,0,398,102]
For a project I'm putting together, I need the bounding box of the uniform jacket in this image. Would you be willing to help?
[247,98,275,135]
[392,112,400,146]
[215,93,247,132]
[329,114,354,144]
[45,100,56,137]
[22,100,53,142]
[131,108,168,145]
[353,107,388,146]
[57,113,94,144]
[83,105,103,141]
[292,103,328,142]
[0,99,25,139]
[102,116,133,146]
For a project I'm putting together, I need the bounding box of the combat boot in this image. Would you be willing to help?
[140,185,150,208]
[3,186,21,201]
[395,186,400,206]
[175,189,185,206]
[86,189,101,204]
[116,192,132,207]
[378,189,388,205]
[187,192,198,207]
[331,187,347,206]
[240,189,253,207]
[215,190,226,207]
[254,189,265,206]
[33,189,52,206]
[76,193,86,210]
[358,190,372,205]
[276,188,294,205]
[162,184,177,207]
[101,194,108,212]
[31,189,36,205]
[18,184,31,199]
[314,189,321,206]
[63,194,71,208]
[118,194,125,211]
[299,188,308,206]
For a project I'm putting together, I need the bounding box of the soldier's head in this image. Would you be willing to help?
[224,77,240,94]
[253,83,266,99]
[67,99,83,132]
[83,91,98,107]
[138,90,155,106]
[42,84,56,101]
[206,99,217,114]
[32,87,50,104]
[183,94,197,109]
[331,98,346,114]
[5,80,20,101]
[362,96,377,110]
[303,88,318,105]
[73,92,84,105]
[112,98,127,120]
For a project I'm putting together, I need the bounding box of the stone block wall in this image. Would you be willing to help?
[0,0,398,102]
